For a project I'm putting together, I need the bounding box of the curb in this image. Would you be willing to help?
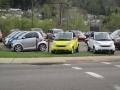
[0,56,120,64]
[65,56,120,62]
[0,58,66,64]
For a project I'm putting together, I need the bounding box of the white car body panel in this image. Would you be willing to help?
[88,32,115,52]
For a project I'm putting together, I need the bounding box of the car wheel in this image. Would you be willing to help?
[14,44,23,52]
[70,48,74,54]
[93,47,97,54]
[111,51,115,54]
[51,50,55,54]
[76,45,79,53]
[87,46,91,51]
[38,44,47,52]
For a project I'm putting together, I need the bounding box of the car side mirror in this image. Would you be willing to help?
[22,37,26,39]
[91,37,94,39]
[36,36,39,38]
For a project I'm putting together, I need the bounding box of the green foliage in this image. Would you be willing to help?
[42,4,52,19]
[62,8,89,32]
[0,50,102,58]
[0,0,10,9]
[103,13,120,31]
[0,17,56,36]
[71,0,120,15]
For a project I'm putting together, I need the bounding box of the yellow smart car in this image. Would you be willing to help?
[50,32,79,54]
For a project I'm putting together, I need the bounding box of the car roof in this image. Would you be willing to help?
[50,28,63,31]
[31,28,43,31]
[58,32,73,34]
[94,32,108,34]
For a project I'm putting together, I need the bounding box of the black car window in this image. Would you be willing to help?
[32,32,39,38]
[24,33,33,38]
[48,30,53,33]
[25,32,39,39]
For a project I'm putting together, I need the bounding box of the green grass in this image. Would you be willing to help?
[0,50,113,58]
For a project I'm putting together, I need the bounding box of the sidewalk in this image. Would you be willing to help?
[0,56,120,64]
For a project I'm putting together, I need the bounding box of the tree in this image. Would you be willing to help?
[104,13,120,31]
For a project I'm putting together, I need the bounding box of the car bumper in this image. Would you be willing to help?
[51,46,72,52]
[95,46,115,51]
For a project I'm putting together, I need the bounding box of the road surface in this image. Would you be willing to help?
[0,60,120,90]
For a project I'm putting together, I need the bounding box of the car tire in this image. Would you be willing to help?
[93,47,97,54]
[70,48,74,54]
[38,44,47,52]
[14,44,23,52]
[111,51,115,54]
[0,39,2,42]
[51,50,55,54]
[87,46,91,51]
[76,45,79,53]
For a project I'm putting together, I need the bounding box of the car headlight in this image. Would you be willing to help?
[52,42,56,45]
[95,42,101,45]
[67,41,71,45]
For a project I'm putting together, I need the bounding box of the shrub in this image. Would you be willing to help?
[103,13,120,32]
[0,17,56,36]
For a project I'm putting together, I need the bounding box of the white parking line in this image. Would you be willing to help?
[114,85,120,90]
[115,65,120,68]
[72,67,83,70]
[85,72,104,79]
[101,62,111,65]
[63,64,71,66]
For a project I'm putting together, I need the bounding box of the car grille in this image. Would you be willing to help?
[100,45,111,47]
[56,45,66,47]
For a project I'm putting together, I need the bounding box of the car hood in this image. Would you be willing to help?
[95,41,114,45]
[53,41,71,46]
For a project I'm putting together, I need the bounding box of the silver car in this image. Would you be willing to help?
[4,31,21,45]
[11,31,47,52]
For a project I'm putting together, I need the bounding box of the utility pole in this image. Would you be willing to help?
[59,3,63,26]
[47,2,64,27]
[31,0,34,28]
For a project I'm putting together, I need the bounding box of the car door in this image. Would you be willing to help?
[21,32,38,50]
[72,33,78,49]
[88,37,94,49]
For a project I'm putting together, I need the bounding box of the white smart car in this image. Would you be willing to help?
[87,32,115,54]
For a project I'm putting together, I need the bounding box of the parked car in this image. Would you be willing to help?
[50,32,79,54]
[47,28,63,40]
[11,31,47,52]
[114,37,120,50]
[110,29,120,40]
[87,32,115,54]
[71,30,86,41]
[31,28,47,39]
[85,31,95,44]
[0,30,2,42]
[6,31,27,48]
[110,30,120,49]
[4,31,22,47]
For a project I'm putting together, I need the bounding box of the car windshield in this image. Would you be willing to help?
[55,32,73,40]
[111,30,120,37]
[13,32,26,39]
[94,33,112,41]
[7,31,19,38]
